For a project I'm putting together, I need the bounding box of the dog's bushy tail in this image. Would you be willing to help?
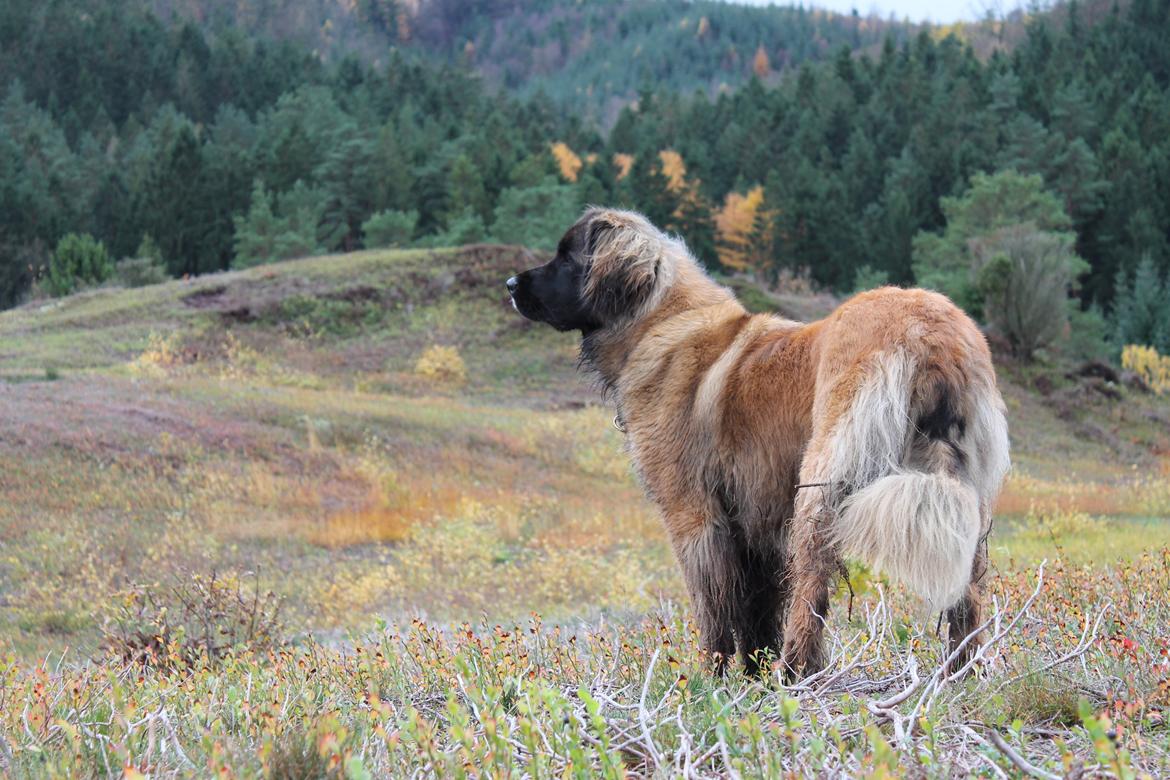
[826,351,1009,610]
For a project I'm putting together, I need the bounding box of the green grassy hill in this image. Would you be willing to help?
[1,246,1168,776]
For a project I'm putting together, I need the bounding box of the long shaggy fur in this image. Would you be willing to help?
[836,472,981,609]
[508,207,1011,677]
[821,349,1003,610]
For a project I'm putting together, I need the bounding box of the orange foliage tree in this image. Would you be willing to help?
[612,153,634,181]
[658,151,708,221]
[716,185,774,272]
[752,45,771,78]
[550,142,583,183]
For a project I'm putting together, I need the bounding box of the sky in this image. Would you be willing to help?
[738,0,1011,24]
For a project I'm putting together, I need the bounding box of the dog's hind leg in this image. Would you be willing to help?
[945,531,989,676]
[673,518,738,673]
[780,485,837,681]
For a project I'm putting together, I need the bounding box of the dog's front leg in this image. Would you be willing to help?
[670,517,738,673]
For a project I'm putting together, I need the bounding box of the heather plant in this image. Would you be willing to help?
[4,556,1166,776]
[4,240,1170,777]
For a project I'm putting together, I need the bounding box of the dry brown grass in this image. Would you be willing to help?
[994,468,1170,518]
[306,481,467,548]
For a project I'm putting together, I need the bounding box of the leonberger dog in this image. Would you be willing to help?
[506,207,1010,678]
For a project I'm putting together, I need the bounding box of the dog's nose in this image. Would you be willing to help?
[506,276,518,294]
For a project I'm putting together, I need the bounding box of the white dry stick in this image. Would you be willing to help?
[717,733,743,780]
[862,561,1049,747]
[675,703,695,779]
[815,588,890,692]
[987,728,1062,780]
[960,725,1011,779]
[914,561,1049,720]
[158,707,196,771]
[637,649,665,772]
[865,654,920,742]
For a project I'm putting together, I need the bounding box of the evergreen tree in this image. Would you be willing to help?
[491,178,580,251]
[912,170,1072,312]
[628,151,678,230]
[232,180,325,268]
[362,209,418,248]
[1112,255,1170,352]
[446,154,490,224]
[47,233,113,296]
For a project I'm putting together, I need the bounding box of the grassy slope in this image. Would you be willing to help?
[1,246,1168,776]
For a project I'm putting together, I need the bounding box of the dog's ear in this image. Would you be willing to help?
[583,211,661,321]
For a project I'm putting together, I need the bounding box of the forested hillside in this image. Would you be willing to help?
[399,0,920,126]
[2,0,1169,360]
[132,0,921,125]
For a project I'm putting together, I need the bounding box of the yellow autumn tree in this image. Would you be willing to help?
[550,142,583,183]
[657,150,710,231]
[658,150,689,194]
[1122,344,1170,395]
[716,185,773,272]
[612,153,634,181]
[752,45,771,78]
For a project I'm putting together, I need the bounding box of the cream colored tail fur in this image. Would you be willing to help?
[826,351,1009,610]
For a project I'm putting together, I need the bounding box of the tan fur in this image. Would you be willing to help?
[575,208,1010,677]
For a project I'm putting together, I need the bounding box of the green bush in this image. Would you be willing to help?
[972,224,1089,360]
[912,170,1071,314]
[47,233,113,297]
[113,236,168,288]
[490,176,580,250]
[1065,304,1113,363]
[414,206,489,248]
[102,570,284,669]
[362,208,418,248]
[113,256,169,288]
[851,264,889,293]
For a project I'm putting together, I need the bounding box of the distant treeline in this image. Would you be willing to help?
[402,0,919,125]
[0,0,595,306]
[1,0,1168,338]
[604,0,1170,304]
[128,0,924,125]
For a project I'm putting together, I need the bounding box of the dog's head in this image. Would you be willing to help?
[506,208,673,333]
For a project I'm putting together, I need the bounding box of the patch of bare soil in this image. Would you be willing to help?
[0,376,297,463]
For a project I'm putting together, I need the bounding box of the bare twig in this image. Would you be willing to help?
[987,728,1062,780]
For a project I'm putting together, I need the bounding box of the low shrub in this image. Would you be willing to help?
[113,255,169,288]
[414,344,467,386]
[1122,343,1170,395]
[1017,503,1105,540]
[102,570,285,669]
[47,233,113,296]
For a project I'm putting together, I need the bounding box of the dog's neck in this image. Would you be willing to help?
[580,261,741,395]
